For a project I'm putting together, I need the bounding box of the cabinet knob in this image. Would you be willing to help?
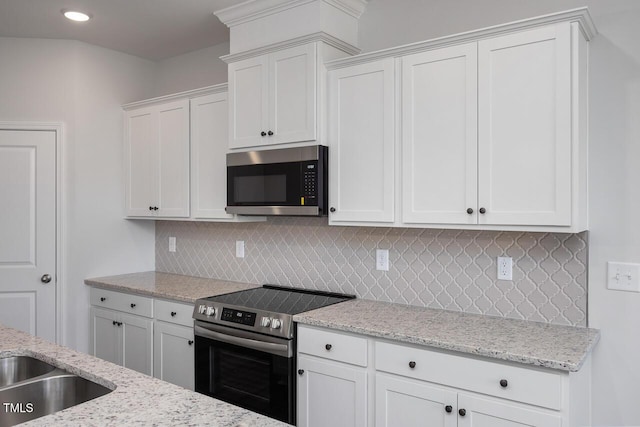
[298,369,304,376]
[458,409,466,417]
[130,303,136,308]
[329,207,336,213]
[117,322,123,327]
[112,320,117,326]
[188,340,194,346]
[149,206,153,211]
[100,297,106,302]
[479,207,486,214]
[153,206,159,211]
[261,131,267,137]
[500,379,508,388]
[171,311,177,317]
[466,208,473,214]
[325,344,332,351]
[409,361,416,369]
[268,130,274,136]
[445,405,453,413]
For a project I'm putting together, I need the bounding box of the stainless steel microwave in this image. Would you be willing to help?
[226,145,328,216]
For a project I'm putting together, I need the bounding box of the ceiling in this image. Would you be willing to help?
[0,0,246,61]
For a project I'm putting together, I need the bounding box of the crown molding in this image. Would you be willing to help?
[326,7,597,70]
[215,0,367,27]
[122,83,228,110]
[221,32,360,63]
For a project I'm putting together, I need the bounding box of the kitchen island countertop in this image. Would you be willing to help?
[0,324,288,426]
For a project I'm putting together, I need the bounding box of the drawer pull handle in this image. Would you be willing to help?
[188,340,194,346]
[500,379,508,388]
[409,361,416,369]
[130,303,136,308]
[298,369,304,376]
[458,409,466,417]
[325,344,332,351]
[445,405,452,413]
[100,297,106,302]
[171,311,177,317]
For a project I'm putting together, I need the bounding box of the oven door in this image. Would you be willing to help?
[194,321,295,425]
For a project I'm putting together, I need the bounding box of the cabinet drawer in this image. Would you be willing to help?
[90,288,153,318]
[297,325,367,367]
[154,299,194,327]
[375,341,563,410]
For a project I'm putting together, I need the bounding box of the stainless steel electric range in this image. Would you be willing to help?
[192,285,355,425]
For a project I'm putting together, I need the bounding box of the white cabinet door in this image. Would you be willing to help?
[478,24,572,226]
[402,43,478,225]
[190,92,234,219]
[120,312,153,376]
[269,43,317,144]
[458,394,561,427]
[125,106,158,217]
[90,307,120,366]
[328,58,395,224]
[376,373,457,427]
[297,355,367,427]
[228,55,269,149]
[125,99,190,218]
[154,321,194,390]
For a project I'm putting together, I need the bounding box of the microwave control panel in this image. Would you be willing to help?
[302,161,318,204]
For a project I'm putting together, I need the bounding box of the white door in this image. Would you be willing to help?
[228,55,269,149]
[91,307,120,365]
[478,24,572,226]
[120,312,153,376]
[190,92,234,220]
[154,321,194,390]
[270,43,317,144]
[0,129,56,341]
[297,355,367,427]
[457,394,561,427]
[125,106,158,217]
[402,43,478,225]
[376,373,458,427]
[328,58,396,224]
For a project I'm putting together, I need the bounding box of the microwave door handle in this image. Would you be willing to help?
[194,324,291,357]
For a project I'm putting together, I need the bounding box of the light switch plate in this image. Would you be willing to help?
[607,262,640,292]
[376,249,389,271]
[497,257,512,281]
[168,237,176,253]
[236,241,245,258]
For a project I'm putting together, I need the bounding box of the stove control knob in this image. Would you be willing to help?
[198,304,206,314]
[271,318,282,329]
[260,317,271,328]
[205,306,216,317]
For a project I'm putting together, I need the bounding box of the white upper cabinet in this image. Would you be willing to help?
[125,99,190,218]
[326,9,594,232]
[402,43,478,225]
[477,25,571,227]
[328,58,396,224]
[228,43,317,149]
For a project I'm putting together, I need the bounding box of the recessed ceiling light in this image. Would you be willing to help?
[62,10,91,22]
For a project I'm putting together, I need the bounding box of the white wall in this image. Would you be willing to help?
[154,41,229,96]
[358,1,640,425]
[0,37,157,353]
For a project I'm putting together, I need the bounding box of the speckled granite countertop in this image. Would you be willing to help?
[293,299,600,372]
[85,271,260,303]
[0,325,287,426]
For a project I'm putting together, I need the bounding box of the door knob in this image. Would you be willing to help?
[41,274,52,284]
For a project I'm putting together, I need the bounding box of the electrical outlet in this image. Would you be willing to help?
[497,257,512,280]
[607,262,640,292]
[168,237,176,253]
[236,241,245,258]
[376,249,389,271]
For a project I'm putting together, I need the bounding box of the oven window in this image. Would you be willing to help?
[195,335,294,424]
[234,174,287,203]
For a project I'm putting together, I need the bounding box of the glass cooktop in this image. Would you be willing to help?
[202,285,355,315]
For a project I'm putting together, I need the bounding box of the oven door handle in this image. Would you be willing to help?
[194,324,292,357]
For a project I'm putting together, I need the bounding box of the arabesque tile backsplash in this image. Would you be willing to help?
[156,218,588,327]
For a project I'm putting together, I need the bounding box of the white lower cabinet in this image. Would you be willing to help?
[297,324,590,427]
[90,306,153,376]
[90,288,195,389]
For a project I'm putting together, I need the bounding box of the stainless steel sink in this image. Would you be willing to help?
[0,356,113,427]
[0,356,56,387]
